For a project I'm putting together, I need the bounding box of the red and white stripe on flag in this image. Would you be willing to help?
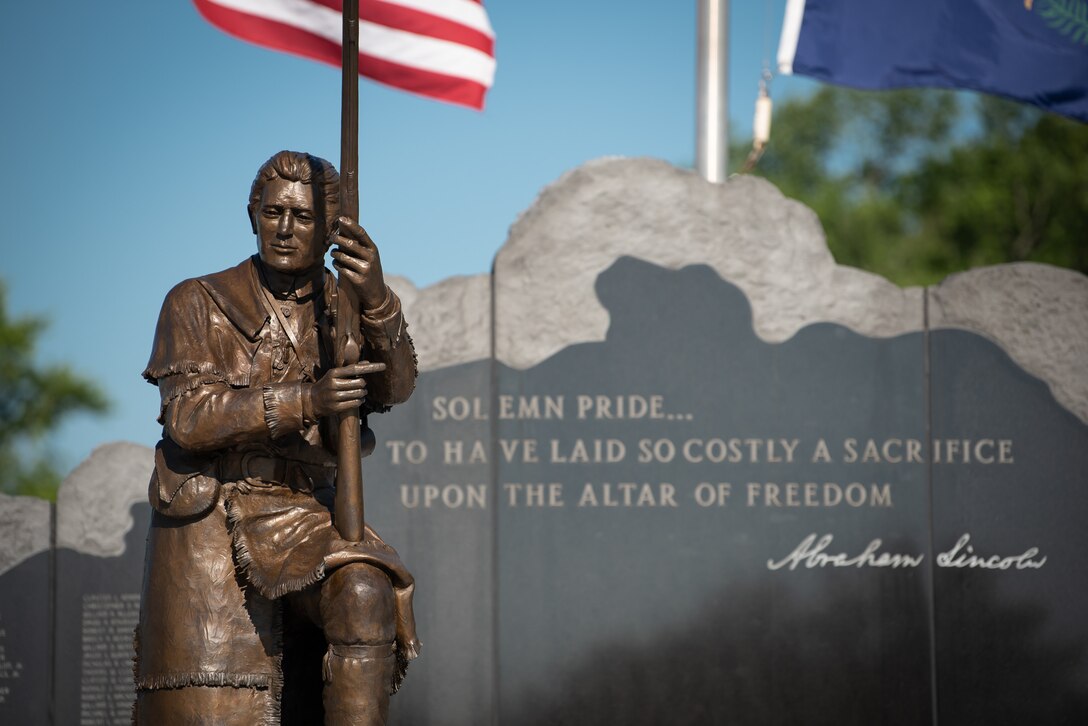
[193,0,495,109]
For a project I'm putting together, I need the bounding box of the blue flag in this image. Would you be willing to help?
[778,0,1088,122]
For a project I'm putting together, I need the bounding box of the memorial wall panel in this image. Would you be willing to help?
[930,330,1088,725]
[0,495,53,725]
[53,507,149,726]
[493,259,934,725]
[54,442,153,726]
[366,359,496,725]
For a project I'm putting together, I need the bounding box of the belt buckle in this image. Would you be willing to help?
[240,450,276,488]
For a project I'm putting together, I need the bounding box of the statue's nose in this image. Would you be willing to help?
[278,212,294,237]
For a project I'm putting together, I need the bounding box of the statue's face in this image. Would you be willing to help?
[255,177,327,275]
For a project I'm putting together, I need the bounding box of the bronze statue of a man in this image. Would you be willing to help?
[135,151,420,725]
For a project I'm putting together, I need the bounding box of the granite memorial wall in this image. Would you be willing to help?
[0,444,153,726]
[1,159,1085,724]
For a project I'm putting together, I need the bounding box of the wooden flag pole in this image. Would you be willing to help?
[334,0,366,543]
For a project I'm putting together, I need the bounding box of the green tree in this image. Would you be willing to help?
[0,282,108,500]
[738,87,1088,286]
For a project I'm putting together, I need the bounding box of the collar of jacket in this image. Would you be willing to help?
[193,256,266,341]
[195,256,329,342]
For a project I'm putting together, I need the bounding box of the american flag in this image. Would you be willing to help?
[194,0,496,109]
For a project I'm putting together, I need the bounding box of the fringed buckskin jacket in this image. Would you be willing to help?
[134,256,419,723]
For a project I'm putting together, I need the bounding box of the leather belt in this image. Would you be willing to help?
[219,450,332,493]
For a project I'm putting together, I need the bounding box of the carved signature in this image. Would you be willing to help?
[935,533,1047,570]
[767,533,1046,571]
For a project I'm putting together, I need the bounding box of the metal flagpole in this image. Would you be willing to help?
[696,0,729,183]
[334,0,367,543]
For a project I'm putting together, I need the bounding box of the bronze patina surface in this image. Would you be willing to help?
[135,150,419,725]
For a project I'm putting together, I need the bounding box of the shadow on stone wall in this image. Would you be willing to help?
[500,540,1088,726]
[935,568,1088,726]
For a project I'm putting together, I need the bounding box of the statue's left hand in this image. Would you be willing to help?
[330,216,387,310]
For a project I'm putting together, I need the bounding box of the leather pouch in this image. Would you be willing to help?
[149,438,221,519]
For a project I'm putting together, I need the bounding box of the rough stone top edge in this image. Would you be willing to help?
[393,157,1087,426]
[384,273,418,298]
[56,440,154,557]
[0,492,52,577]
[929,262,1088,425]
[493,156,924,371]
[387,272,493,374]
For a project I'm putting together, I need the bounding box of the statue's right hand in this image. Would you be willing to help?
[308,361,387,418]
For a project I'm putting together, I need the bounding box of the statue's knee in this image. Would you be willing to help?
[321,563,396,645]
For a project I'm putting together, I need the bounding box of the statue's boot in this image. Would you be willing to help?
[322,643,396,726]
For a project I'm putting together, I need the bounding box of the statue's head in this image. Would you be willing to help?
[248,151,340,276]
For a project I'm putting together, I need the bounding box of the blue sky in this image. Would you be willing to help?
[1,1,816,475]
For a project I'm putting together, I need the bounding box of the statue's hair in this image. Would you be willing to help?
[247,150,340,232]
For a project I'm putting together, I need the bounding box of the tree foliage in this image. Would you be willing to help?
[0,282,108,499]
[739,87,1088,286]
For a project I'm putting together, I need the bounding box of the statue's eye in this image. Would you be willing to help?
[262,206,282,218]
